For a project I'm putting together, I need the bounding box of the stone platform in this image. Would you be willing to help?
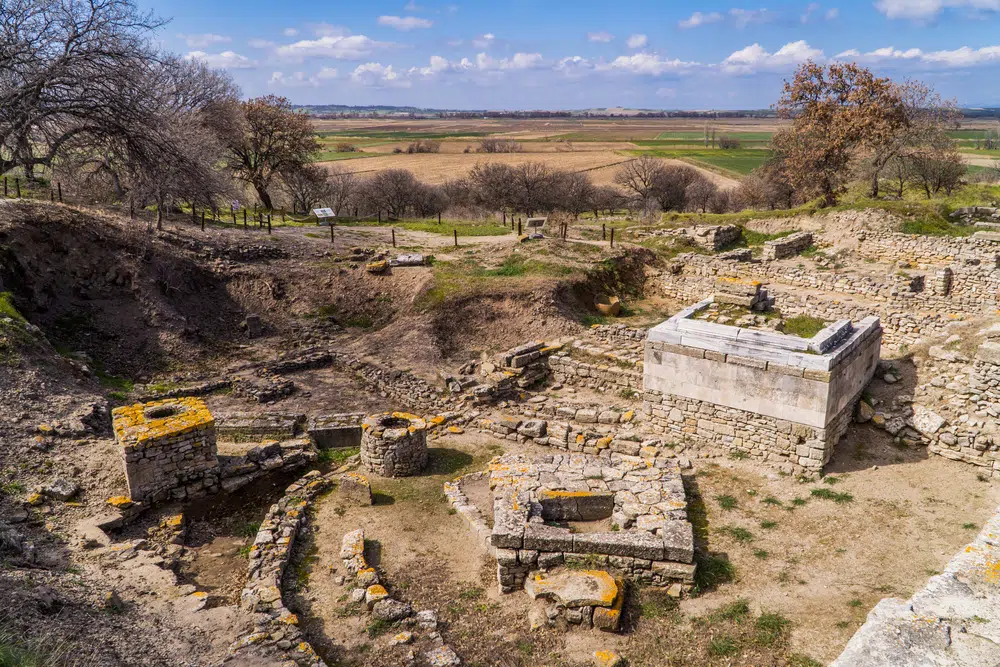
[488,453,695,594]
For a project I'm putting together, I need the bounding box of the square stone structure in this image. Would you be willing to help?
[644,296,882,474]
[113,398,219,504]
[490,453,695,594]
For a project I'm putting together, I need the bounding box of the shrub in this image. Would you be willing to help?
[335,142,358,152]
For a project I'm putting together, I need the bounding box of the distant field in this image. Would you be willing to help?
[627,148,771,176]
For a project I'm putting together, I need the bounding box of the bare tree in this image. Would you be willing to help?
[326,166,357,216]
[225,95,320,209]
[0,0,166,178]
[614,155,665,204]
[686,178,718,213]
[553,170,595,218]
[477,138,523,153]
[509,162,557,216]
[650,165,705,212]
[591,185,625,219]
[365,169,421,218]
[467,162,516,213]
[281,164,329,214]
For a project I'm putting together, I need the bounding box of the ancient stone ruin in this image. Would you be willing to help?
[361,412,429,477]
[643,290,882,474]
[113,398,218,504]
[489,453,695,596]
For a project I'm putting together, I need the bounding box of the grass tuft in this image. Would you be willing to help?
[810,488,854,504]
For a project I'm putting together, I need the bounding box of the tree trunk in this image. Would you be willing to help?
[870,170,879,198]
[253,182,273,210]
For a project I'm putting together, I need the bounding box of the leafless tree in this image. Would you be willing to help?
[718,135,741,150]
[406,140,441,154]
[614,155,665,204]
[477,138,523,153]
[281,164,329,214]
[650,165,706,212]
[591,185,625,219]
[0,0,166,178]
[412,184,449,218]
[553,170,595,218]
[467,162,516,213]
[686,178,718,213]
[364,169,421,218]
[327,166,357,216]
[510,162,558,216]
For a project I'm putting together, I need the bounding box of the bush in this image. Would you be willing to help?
[718,135,742,150]
[335,142,358,152]
[406,140,441,154]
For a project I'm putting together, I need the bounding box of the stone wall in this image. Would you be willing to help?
[832,505,1000,666]
[360,413,428,477]
[230,470,332,666]
[113,398,219,505]
[691,225,742,251]
[548,352,643,393]
[761,231,813,261]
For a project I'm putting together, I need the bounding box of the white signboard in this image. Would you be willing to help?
[313,208,335,219]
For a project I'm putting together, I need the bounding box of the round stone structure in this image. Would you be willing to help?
[361,412,428,478]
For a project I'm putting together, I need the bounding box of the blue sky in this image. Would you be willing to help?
[139,0,1000,109]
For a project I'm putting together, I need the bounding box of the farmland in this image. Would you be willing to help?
[311,116,999,185]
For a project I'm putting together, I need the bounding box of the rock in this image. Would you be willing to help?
[855,400,875,423]
[425,645,461,667]
[338,472,373,506]
[43,478,79,501]
[349,588,366,604]
[415,609,438,630]
[389,631,413,646]
[882,371,900,385]
[365,584,389,607]
[244,314,263,338]
[910,406,945,437]
[372,598,413,622]
[524,570,619,608]
[32,586,60,614]
[593,650,626,667]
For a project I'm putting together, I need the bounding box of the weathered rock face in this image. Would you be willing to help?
[524,570,625,633]
[360,413,428,478]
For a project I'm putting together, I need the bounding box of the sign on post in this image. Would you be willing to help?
[313,208,335,226]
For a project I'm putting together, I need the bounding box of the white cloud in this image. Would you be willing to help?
[839,43,1000,65]
[377,15,433,30]
[282,28,298,37]
[248,39,276,49]
[472,33,495,48]
[404,0,424,10]
[729,8,776,27]
[351,62,412,87]
[601,52,697,75]
[875,0,1000,20]
[183,50,255,69]
[626,34,648,49]
[826,7,841,18]
[268,71,335,87]
[679,11,723,28]
[722,40,823,72]
[800,2,821,22]
[178,33,230,48]
[587,31,614,42]
[275,35,391,60]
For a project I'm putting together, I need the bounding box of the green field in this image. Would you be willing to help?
[331,217,512,237]
[630,148,772,176]
[316,130,491,140]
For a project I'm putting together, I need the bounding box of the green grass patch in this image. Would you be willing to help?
[754,612,791,646]
[760,520,778,529]
[0,293,25,323]
[710,598,751,622]
[719,525,754,543]
[810,488,854,504]
[708,636,740,657]
[716,494,738,511]
[782,315,828,338]
[318,446,360,467]
[694,552,735,594]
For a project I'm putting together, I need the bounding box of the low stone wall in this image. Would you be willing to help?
[691,224,742,250]
[548,352,643,393]
[761,231,813,261]
[307,413,365,450]
[230,470,333,666]
[832,505,1000,666]
[444,472,495,556]
[216,412,305,442]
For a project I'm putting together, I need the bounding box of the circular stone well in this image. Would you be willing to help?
[361,413,428,478]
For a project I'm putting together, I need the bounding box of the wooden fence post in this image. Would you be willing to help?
[602,223,606,240]
[267,214,272,234]
[50,189,54,202]
[438,212,441,224]
[3,177,7,197]
[454,229,458,247]
[391,228,396,247]
[57,182,62,203]
[201,211,205,231]
[610,227,615,248]
[378,211,382,223]
[243,209,247,229]
[15,178,20,198]
[517,219,521,235]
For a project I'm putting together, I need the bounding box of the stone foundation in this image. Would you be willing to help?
[113,398,219,504]
[361,413,428,477]
[489,454,695,595]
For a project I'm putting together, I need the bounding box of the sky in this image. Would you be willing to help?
[138,0,1000,110]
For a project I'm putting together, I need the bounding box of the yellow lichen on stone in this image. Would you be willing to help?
[430,415,446,425]
[447,426,464,434]
[595,437,612,450]
[111,397,214,448]
[107,496,133,509]
[576,434,585,444]
[37,424,54,435]
[621,410,634,422]
[164,514,184,528]
[26,492,43,506]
